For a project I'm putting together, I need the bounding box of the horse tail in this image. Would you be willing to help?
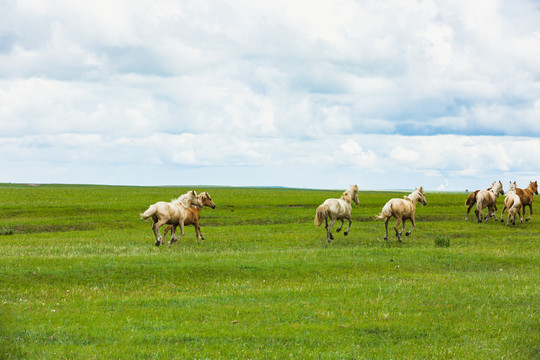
[376,202,392,220]
[465,190,479,206]
[509,199,516,215]
[140,204,157,220]
[314,204,329,227]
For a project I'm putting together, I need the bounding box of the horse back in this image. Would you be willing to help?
[515,188,533,205]
[155,202,186,224]
[477,190,496,206]
[324,198,351,219]
[388,198,415,219]
[465,190,480,206]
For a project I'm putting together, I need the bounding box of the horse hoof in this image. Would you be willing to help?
[384,237,388,241]
[336,228,341,233]
[344,231,348,236]
[155,242,160,247]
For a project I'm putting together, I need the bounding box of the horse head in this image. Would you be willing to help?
[350,185,360,205]
[416,186,427,206]
[530,181,538,195]
[200,192,216,209]
[187,190,203,208]
[508,181,517,193]
[493,181,504,196]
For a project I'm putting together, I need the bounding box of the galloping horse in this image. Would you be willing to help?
[515,181,538,221]
[501,181,522,226]
[376,187,427,242]
[162,191,216,244]
[314,185,359,243]
[140,191,203,247]
[465,184,495,221]
[475,181,504,223]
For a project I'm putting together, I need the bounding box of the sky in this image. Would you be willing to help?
[1,0,539,191]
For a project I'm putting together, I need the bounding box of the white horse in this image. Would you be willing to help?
[376,187,427,242]
[140,191,203,247]
[314,185,359,243]
[501,181,523,226]
[475,181,504,223]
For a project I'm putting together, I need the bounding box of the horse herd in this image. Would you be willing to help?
[141,181,537,246]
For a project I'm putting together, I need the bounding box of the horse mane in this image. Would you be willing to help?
[407,187,424,202]
[172,191,197,208]
[341,192,352,202]
[342,185,358,203]
[199,192,209,200]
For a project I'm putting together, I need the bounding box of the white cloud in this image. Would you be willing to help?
[390,147,419,163]
[1,0,540,189]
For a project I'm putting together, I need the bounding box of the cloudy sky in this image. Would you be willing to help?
[1,0,539,190]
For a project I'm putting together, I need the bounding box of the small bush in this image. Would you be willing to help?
[0,227,14,235]
[434,236,450,248]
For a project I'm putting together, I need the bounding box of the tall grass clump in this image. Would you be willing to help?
[434,235,451,247]
[0,227,14,235]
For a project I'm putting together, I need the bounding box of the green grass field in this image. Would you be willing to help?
[0,184,538,359]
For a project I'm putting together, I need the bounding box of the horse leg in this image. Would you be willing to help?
[465,203,475,221]
[343,218,352,236]
[170,225,177,243]
[193,221,200,245]
[394,218,402,242]
[198,225,205,240]
[163,224,176,242]
[193,220,204,244]
[500,204,507,223]
[491,205,498,221]
[169,222,184,247]
[384,218,390,241]
[484,206,492,223]
[475,208,482,223]
[326,218,336,242]
[151,220,161,246]
[336,219,345,233]
[406,216,415,236]
[526,204,532,221]
[154,219,168,246]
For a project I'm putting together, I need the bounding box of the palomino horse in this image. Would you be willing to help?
[501,181,522,226]
[475,181,504,223]
[515,180,538,221]
[314,185,359,243]
[376,187,427,242]
[465,184,495,221]
[140,191,203,247]
[162,191,216,244]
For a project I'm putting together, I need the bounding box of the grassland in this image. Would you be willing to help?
[0,184,538,359]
